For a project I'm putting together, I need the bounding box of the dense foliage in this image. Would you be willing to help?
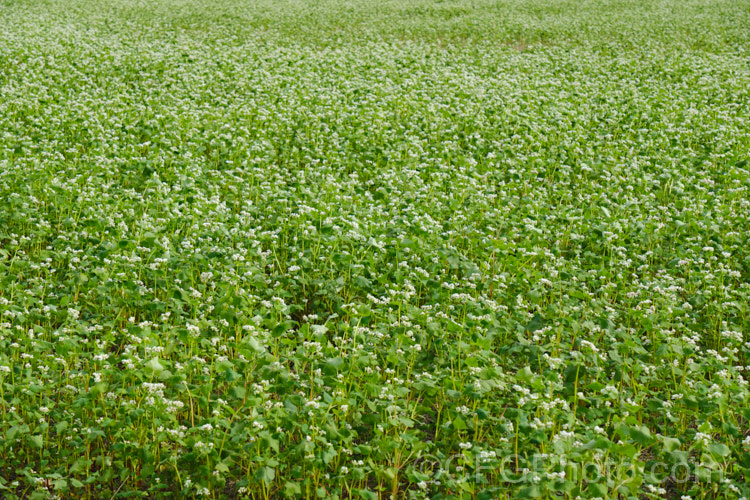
[1,0,750,498]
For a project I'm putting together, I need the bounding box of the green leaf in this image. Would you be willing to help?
[260,431,279,453]
[6,424,29,441]
[707,443,730,458]
[323,447,336,464]
[517,485,542,498]
[27,435,44,449]
[662,437,681,452]
[70,458,91,474]
[217,359,234,372]
[247,337,266,354]
[323,357,344,374]
[230,386,246,399]
[398,416,414,427]
[524,314,544,332]
[284,482,302,496]
[588,482,607,496]
[358,489,378,500]
[90,382,108,397]
[145,358,164,373]
[517,366,535,383]
[355,445,372,456]
[272,323,288,338]
[629,425,655,446]
[453,416,467,431]
[255,466,275,486]
[283,398,298,414]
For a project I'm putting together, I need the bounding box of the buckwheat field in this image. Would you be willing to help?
[2,0,750,498]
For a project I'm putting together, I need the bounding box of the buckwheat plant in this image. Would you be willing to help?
[1,0,750,499]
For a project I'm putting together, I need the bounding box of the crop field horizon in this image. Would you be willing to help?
[1,0,750,499]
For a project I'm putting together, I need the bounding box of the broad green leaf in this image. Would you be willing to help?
[707,443,730,458]
[662,436,681,452]
[629,425,655,446]
[453,416,467,431]
[145,358,164,373]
